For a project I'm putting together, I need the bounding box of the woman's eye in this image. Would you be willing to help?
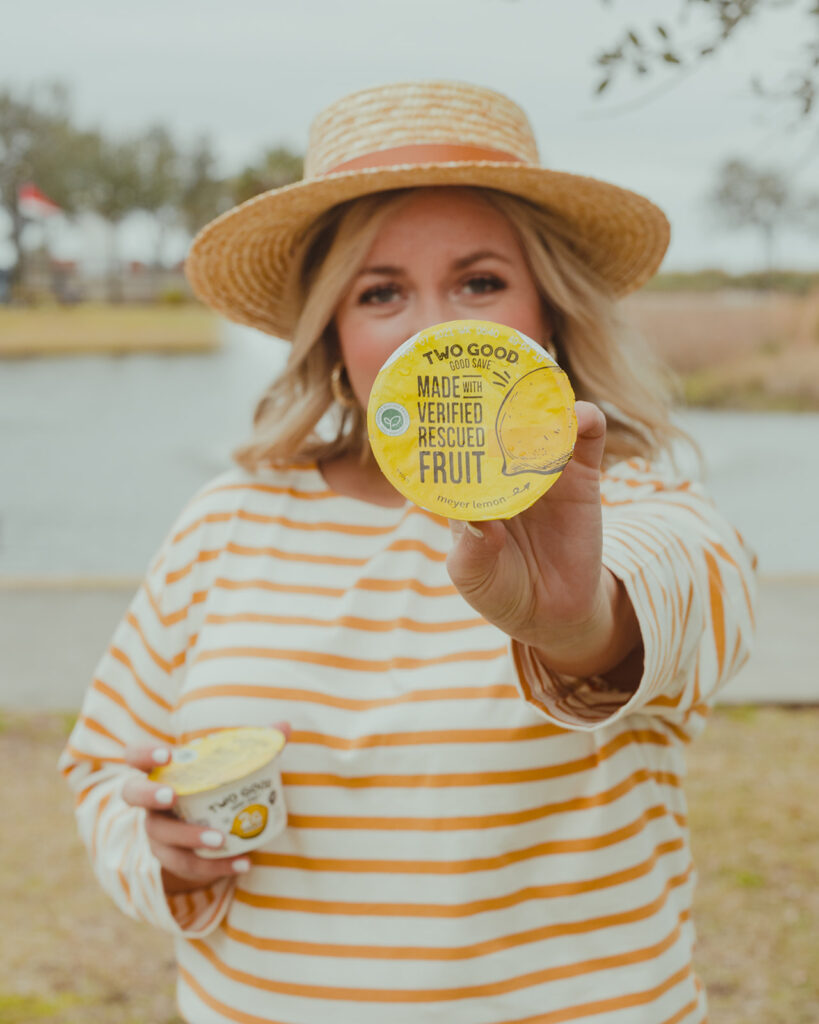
[462,274,505,295]
[358,283,401,305]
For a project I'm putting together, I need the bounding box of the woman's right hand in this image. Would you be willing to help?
[122,723,291,895]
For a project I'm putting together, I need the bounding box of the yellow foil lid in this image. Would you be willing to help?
[148,727,286,796]
[367,320,577,521]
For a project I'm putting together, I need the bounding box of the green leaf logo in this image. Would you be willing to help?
[376,403,409,436]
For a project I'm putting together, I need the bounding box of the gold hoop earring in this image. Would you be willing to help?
[330,361,358,409]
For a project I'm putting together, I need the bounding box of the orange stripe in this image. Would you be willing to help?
[77,714,125,748]
[169,536,448,583]
[148,584,207,630]
[124,610,177,673]
[181,721,565,748]
[166,547,226,584]
[169,541,351,584]
[648,579,696,710]
[216,575,346,598]
[281,727,671,787]
[117,866,132,907]
[357,576,457,596]
[727,628,745,677]
[63,743,126,767]
[197,479,334,504]
[505,963,694,1024]
[203,610,485,633]
[224,864,693,960]
[212,574,457,599]
[109,647,174,712]
[251,805,683,879]
[407,504,449,528]
[116,817,140,910]
[91,792,111,860]
[142,577,188,629]
[90,679,175,745]
[692,661,702,706]
[174,508,403,543]
[708,538,756,631]
[189,912,687,1001]
[285,768,680,832]
[177,964,296,1024]
[177,681,519,711]
[240,840,685,919]
[177,961,695,1024]
[659,997,702,1024]
[635,564,665,671]
[704,549,726,680]
[657,719,691,745]
[192,643,507,673]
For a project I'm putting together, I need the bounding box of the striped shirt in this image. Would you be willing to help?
[59,456,757,1024]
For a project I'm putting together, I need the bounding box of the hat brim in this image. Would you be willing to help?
[184,162,670,339]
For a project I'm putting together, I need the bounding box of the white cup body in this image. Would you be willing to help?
[175,761,287,859]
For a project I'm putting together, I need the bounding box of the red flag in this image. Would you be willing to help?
[18,182,62,218]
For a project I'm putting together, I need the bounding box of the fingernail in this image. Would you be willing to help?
[152,748,171,764]
[155,786,175,806]
[448,518,465,537]
[199,830,225,848]
[232,858,251,873]
[465,522,484,538]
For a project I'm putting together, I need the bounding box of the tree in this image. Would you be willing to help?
[134,124,182,290]
[593,0,819,124]
[229,146,303,205]
[708,159,794,275]
[177,134,231,238]
[0,81,88,294]
[75,132,144,302]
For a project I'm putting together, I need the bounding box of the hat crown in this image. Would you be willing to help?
[305,80,540,177]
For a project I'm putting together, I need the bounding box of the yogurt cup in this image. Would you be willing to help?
[148,727,288,858]
[367,319,577,521]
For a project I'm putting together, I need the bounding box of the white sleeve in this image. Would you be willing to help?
[512,459,758,738]
[57,489,235,937]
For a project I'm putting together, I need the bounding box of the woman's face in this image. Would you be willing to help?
[333,188,551,408]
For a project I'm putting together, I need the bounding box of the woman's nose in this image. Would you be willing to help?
[410,294,458,334]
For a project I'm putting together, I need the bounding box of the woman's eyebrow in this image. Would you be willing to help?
[356,250,512,278]
[451,250,512,270]
[356,263,404,278]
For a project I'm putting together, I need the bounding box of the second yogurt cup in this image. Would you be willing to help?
[148,727,288,859]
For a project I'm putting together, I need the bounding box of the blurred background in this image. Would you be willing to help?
[0,2,817,1022]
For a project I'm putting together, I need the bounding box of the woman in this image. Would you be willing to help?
[60,80,757,1024]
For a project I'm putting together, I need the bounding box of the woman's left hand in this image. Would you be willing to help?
[446,401,641,679]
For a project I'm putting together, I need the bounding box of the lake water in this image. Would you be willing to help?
[1,322,817,577]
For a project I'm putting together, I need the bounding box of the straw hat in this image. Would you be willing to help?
[184,80,670,339]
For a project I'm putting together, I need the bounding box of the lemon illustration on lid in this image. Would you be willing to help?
[367,320,577,521]
[496,367,575,477]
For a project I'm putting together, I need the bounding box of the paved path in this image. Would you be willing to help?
[1,577,815,710]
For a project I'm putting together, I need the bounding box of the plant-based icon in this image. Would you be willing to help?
[376,403,410,436]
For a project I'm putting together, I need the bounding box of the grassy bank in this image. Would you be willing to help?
[0,304,220,357]
[645,269,819,295]
[2,290,819,409]
[625,288,819,412]
[0,708,816,1023]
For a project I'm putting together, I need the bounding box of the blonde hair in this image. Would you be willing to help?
[232,186,690,473]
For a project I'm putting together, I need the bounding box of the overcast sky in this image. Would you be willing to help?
[3,0,818,273]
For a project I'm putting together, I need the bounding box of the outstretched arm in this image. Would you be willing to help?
[447,401,757,731]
